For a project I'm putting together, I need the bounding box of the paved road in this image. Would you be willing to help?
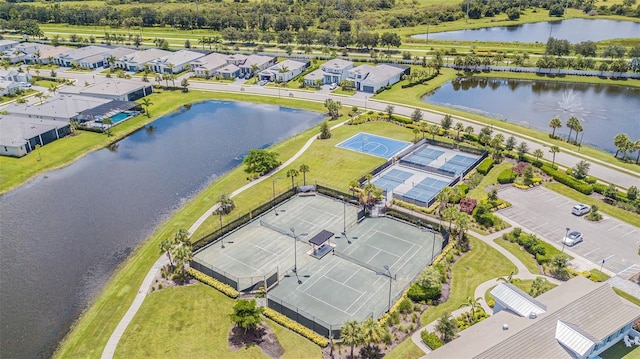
[498,186,640,276]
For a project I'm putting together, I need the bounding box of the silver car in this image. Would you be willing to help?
[562,231,584,246]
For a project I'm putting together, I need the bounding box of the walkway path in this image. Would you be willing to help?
[100,118,346,358]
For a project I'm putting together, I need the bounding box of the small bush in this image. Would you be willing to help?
[459,198,477,214]
[421,330,444,350]
[497,169,517,184]
[476,158,494,175]
[398,298,413,314]
[487,299,494,308]
[187,268,238,298]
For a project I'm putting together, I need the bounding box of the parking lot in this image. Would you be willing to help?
[498,186,640,277]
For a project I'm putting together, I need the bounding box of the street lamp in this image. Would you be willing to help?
[272,177,283,215]
[376,265,395,313]
[290,227,308,273]
[562,227,570,253]
[339,195,346,234]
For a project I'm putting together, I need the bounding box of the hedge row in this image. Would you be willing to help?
[187,268,238,299]
[263,308,329,347]
[476,158,494,175]
[534,241,564,264]
[421,330,444,350]
[401,73,438,88]
[497,168,517,184]
[540,164,593,195]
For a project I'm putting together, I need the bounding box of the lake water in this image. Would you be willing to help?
[0,101,323,358]
[413,19,640,43]
[422,78,640,152]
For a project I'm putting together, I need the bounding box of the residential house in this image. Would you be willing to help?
[147,50,204,74]
[0,79,21,96]
[0,40,19,52]
[216,63,241,79]
[102,47,138,69]
[190,53,229,78]
[0,114,72,157]
[239,54,276,76]
[0,69,31,83]
[116,48,171,72]
[22,44,72,65]
[59,78,152,102]
[1,42,40,64]
[347,63,409,93]
[54,46,110,68]
[258,59,309,82]
[304,58,353,87]
[5,94,112,122]
[428,277,640,359]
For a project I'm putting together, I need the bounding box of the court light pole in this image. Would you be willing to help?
[290,227,308,273]
[562,227,570,253]
[217,203,232,248]
[339,195,346,234]
[376,265,395,313]
[272,177,283,215]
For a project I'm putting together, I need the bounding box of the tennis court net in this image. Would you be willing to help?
[259,220,291,237]
[333,251,391,277]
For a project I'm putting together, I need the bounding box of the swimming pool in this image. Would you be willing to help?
[109,112,131,124]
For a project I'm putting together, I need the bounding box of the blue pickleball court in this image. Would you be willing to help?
[337,133,411,159]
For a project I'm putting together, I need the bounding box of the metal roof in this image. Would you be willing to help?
[309,230,334,246]
[490,282,546,317]
[555,320,599,356]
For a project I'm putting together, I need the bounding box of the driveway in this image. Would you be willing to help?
[497,186,640,276]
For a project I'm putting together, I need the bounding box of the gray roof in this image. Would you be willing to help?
[77,78,149,96]
[191,52,229,70]
[322,58,353,71]
[0,114,68,146]
[350,64,406,86]
[6,94,111,120]
[58,46,110,62]
[490,282,546,317]
[304,68,324,81]
[34,44,73,59]
[104,47,138,59]
[149,50,204,67]
[217,63,240,74]
[119,48,171,65]
[241,54,274,68]
[429,277,640,359]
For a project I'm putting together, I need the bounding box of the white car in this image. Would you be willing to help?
[329,83,338,90]
[258,80,268,86]
[571,204,590,216]
[562,231,584,247]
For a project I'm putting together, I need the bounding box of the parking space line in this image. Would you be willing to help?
[616,263,639,276]
[531,223,548,230]
[582,247,601,257]
[622,229,637,238]
[555,200,571,208]
[607,224,623,232]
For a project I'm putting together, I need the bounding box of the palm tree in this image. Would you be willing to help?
[159,239,174,267]
[35,92,45,105]
[613,133,631,158]
[413,127,420,142]
[548,117,562,138]
[549,146,560,168]
[48,83,59,95]
[341,320,363,359]
[102,118,113,136]
[465,125,474,138]
[573,122,583,144]
[348,179,360,197]
[634,140,640,164]
[106,54,117,70]
[141,98,153,117]
[428,124,440,141]
[420,121,427,140]
[360,317,386,353]
[460,296,483,325]
[286,168,299,189]
[533,149,544,161]
[443,206,458,232]
[299,164,310,185]
[566,116,580,143]
[454,122,464,141]
[385,105,395,120]
[497,271,515,283]
[172,243,192,281]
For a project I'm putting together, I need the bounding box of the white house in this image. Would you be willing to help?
[0,114,72,158]
[0,80,21,96]
[22,44,72,65]
[102,47,138,68]
[429,277,640,359]
[190,53,229,78]
[258,59,309,82]
[1,42,39,64]
[0,69,31,83]
[116,48,171,72]
[347,63,408,93]
[147,50,204,74]
[239,54,276,76]
[59,78,152,102]
[216,63,241,79]
[304,58,354,87]
[0,40,19,52]
[54,46,111,68]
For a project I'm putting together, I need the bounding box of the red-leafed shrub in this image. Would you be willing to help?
[459,198,477,214]
[511,161,530,176]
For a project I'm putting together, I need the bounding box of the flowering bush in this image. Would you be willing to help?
[459,198,477,214]
[263,308,328,347]
[187,268,238,298]
[511,161,530,176]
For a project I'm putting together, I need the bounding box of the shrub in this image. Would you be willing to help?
[497,168,517,184]
[457,183,470,195]
[476,158,494,175]
[407,284,441,302]
[187,268,238,298]
[487,299,494,308]
[398,298,413,314]
[459,198,477,214]
[540,164,592,195]
[263,308,328,347]
[421,330,444,350]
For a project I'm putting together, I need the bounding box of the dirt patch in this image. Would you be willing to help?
[229,323,285,358]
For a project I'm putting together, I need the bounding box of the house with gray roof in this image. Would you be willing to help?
[239,54,276,76]
[1,42,39,64]
[22,44,72,65]
[116,48,171,72]
[0,40,19,52]
[102,47,138,69]
[147,49,204,74]
[304,58,353,87]
[428,277,640,359]
[5,94,112,122]
[347,63,409,93]
[59,78,152,102]
[54,45,111,68]
[190,53,229,78]
[0,114,71,157]
[258,59,309,82]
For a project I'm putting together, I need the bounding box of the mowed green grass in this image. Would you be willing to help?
[467,162,514,201]
[493,238,541,274]
[115,284,321,358]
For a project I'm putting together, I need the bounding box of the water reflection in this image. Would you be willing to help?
[423,78,640,152]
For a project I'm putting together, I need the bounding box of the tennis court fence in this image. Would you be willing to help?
[190,258,279,292]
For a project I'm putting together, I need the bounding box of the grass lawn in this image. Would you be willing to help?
[32,79,61,88]
[600,340,640,359]
[484,279,558,304]
[115,284,321,358]
[493,238,540,274]
[383,337,426,359]
[467,162,514,201]
[614,288,640,307]
[543,182,640,228]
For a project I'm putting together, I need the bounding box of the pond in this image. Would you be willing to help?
[0,101,324,359]
[422,78,640,152]
[413,19,640,43]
